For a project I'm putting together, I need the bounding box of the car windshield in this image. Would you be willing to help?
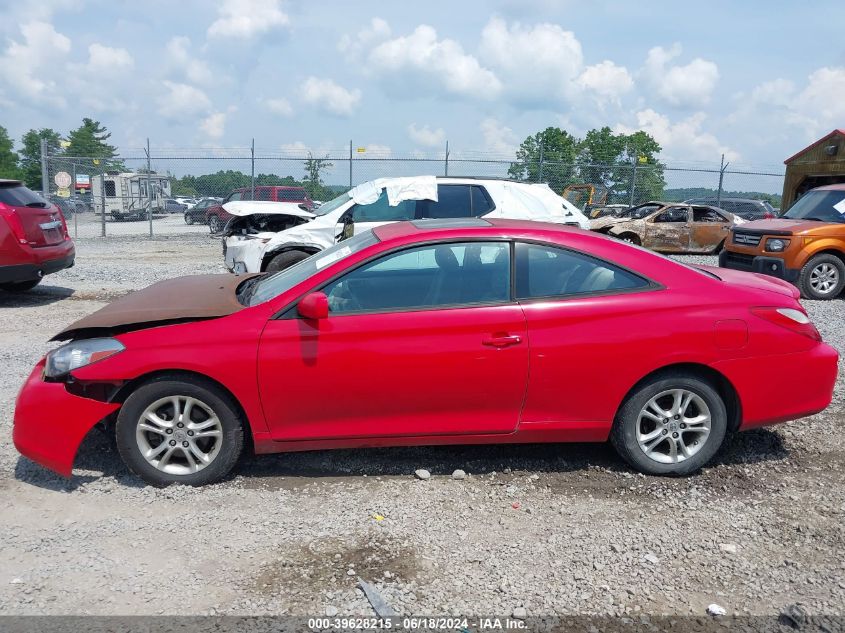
[313,192,351,216]
[246,230,380,306]
[782,191,845,224]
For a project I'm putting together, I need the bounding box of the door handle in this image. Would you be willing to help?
[482,334,522,348]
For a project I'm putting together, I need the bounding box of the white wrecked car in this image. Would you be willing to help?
[222,176,590,273]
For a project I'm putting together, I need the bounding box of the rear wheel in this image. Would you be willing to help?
[115,376,244,487]
[610,371,727,475]
[798,254,845,300]
[184,213,194,225]
[0,278,41,292]
[208,215,223,233]
[265,249,311,273]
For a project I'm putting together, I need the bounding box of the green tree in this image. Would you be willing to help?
[508,127,580,193]
[508,125,667,204]
[0,126,22,180]
[65,118,121,167]
[303,152,334,200]
[19,128,62,190]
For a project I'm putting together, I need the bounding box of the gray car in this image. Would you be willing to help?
[164,199,188,214]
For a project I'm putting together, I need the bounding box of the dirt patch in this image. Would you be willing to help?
[253,535,422,597]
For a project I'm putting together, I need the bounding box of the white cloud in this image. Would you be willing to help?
[616,109,739,162]
[200,108,235,139]
[280,141,310,154]
[368,24,501,100]
[480,117,519,156]
[156,81,211,120]
[641,44,719,108]
[0,21,71,106]
[86,43,133,76]
[478,16,582,103]
[264,97,294,117]
[207,0,289,38]
[577,60,633,105]
[301,77,361,117]
[338,17,391,56]
[408,123,445,147]
[362,144,392,157]
[166,37,213,85]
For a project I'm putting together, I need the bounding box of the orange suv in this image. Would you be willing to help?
[720,184,845,299]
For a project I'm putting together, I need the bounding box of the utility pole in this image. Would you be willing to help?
[717,153,729,208]
[40,139,49,196]
[250,138,255,200]
[145,138,153,238]
[444,140,449,177]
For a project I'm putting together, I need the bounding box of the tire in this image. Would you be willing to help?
[798,254,845,300]
[0,278,41,292]
[610,371,727,476]
[265,249,311,273]
[184,213,194,225]
[115,376,244,487]
[617,232,641,246]
[208,215,223,233]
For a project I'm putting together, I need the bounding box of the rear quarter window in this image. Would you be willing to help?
[0,184,47,207]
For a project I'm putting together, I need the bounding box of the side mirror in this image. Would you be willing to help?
[298,292,329,320]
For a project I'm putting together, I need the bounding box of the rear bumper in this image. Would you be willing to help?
[13,361,120,476]
[0,250,75,284]
[714,343,839,430]
[719,250,800,283]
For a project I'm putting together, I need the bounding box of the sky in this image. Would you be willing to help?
[2,0,845,174]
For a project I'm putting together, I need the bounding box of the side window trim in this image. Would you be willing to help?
[513,240,661,303]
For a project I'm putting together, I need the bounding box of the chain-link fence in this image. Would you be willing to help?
[42,143,785,239]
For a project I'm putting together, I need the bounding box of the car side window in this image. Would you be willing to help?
[350,191,416,222]
[515,242,649,299]
[254,188,272,201]
[417,185,472,219]
[226,191,242,203]
[692,207,725,222]
[322,241,511,314]
[653,207,688,223]
[470,186,495,216]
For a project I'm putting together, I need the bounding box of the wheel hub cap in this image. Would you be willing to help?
[636,388,712,464]
[811,264,839,294]
[135,395,223,475]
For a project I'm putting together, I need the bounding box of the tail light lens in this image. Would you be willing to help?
[0,204,28,244]
[763,212,774,219]
[53,204,71,239]
[751,307,821,341]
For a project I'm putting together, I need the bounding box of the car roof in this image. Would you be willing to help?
[373,217,585,242]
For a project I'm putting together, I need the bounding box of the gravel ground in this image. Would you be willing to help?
[0,235,843,618]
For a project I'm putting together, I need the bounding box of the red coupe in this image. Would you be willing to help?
[13,219,838,486]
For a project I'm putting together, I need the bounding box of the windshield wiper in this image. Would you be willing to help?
[25,202,48,208]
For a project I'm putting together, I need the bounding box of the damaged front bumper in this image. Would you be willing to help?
[224,236,269,274]
[13,360,120,476]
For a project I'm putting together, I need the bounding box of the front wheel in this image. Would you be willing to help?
[798,254,845,300]
[617,232,641,246]
[115,376,244,487]
[184,213,194,225]
[265,249,311,273]
[610,371,727,475]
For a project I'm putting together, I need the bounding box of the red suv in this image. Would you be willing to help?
[0,179,75,292]
[205,186,312,232]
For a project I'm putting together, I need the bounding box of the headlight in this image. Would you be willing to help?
[765,238,790,252]
[44,338,125,379]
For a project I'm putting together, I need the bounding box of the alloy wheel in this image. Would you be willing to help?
[636,388,711,464]
[810,263,840,295]
[135,395,223,475]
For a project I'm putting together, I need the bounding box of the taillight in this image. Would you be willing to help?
[763,212,774,219]
[0,204,28,244]
[54,205,71,239]
[751,307,821,341]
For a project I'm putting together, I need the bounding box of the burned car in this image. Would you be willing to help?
[590,201,745,253]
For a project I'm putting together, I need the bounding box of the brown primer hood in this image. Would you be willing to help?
[52,273,260,341]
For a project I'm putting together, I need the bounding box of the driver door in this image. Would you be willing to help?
[257,240,528,441]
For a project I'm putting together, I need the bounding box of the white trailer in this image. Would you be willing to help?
[91,172,171,220]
